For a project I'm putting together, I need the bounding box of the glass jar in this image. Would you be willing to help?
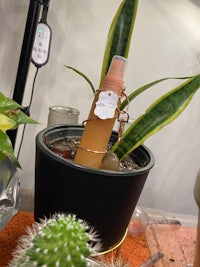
[47,106,80,127]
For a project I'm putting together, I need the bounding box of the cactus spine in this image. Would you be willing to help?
[9,214,100,267]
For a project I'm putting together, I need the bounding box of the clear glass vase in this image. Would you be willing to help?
[0,157,20,230]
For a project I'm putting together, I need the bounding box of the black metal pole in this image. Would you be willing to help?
[8,0,41,147]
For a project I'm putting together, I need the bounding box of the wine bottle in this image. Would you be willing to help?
[74,55,127,169]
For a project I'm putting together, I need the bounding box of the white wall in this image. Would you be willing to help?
[0,0,200,215]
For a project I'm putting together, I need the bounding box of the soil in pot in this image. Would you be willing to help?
[44,135,142,172]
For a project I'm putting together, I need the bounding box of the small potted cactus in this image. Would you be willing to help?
[8,213,101,267]
[34,0,200,253]
[9,213,165,267]
[9,213,139,267]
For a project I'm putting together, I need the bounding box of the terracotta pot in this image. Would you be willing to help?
[34,125,154,251]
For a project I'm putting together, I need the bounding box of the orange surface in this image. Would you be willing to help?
[101,232,151,267]
[0,212,34,267]
[1,211,197,267]
[0,211,150,267]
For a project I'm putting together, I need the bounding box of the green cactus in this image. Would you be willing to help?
[9,214,101,267]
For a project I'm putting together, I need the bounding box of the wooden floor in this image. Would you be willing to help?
[146,222,196,266]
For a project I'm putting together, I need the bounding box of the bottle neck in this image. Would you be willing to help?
[101,75,124,97]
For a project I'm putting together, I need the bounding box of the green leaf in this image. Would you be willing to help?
[0,92,38,130]
[0,92,21,112]
[99,0,138,87]
[64,0,138,93]
[0,92,38,167]
[120,75,198,110]
[0,113,16,131]
[112,75,200,161]
[4,109,38,129]
[64,65,95,94]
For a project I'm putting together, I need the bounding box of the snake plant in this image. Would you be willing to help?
[66,0,200,162]
[0,92,37,167]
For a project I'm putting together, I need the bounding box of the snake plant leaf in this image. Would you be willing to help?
[64,0,138,93]
[64,65,96,94]
[112,75,200,161]
[120,75,198,111]
[99,0,138,87]
[0,130,20,168]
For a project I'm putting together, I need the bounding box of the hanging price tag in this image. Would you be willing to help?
[94,91,118,119]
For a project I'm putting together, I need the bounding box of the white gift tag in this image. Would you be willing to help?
[94,91,118,119]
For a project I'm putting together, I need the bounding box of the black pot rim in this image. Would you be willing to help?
[36,124,155,177]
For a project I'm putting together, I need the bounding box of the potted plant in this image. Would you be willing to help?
[9,213,164,267]
[35,124,154,252]
[0,92,37,229]
[8,213,102,267]
[11,212,155,267]
[34,0,200,252]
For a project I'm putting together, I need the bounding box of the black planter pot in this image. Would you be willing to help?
[34,125,154,251]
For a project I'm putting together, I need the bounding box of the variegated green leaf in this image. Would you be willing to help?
[112,75,200,161]
[99,0,138,87]
[0,92,38,167]
[120,75,198,110]
[0,92,21,112]
[0,113,16,131]
[4,109,38,129]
